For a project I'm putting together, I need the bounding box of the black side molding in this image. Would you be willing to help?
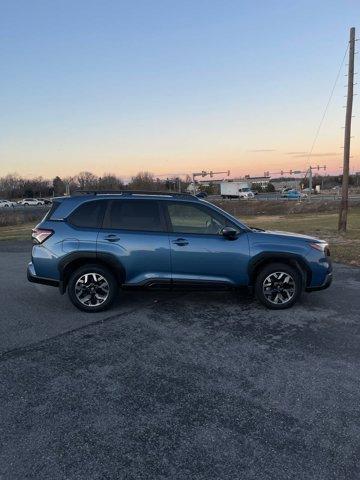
[27,270,59,288]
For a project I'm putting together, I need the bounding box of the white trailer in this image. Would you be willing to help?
[220,182,255,199]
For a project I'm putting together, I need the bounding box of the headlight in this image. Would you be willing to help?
[310,242,330,256]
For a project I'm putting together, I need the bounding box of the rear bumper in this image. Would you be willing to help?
[27,262,59,288]
[306,271,333,292]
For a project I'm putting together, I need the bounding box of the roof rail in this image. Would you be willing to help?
[72,189,197,200]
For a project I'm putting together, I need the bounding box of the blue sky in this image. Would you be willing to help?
[0,0,359,178]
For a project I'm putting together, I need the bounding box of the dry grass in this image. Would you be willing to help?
[0,208,46,227]
[214,198,360,216]
[240,208,360,266]
[0,223,33,241]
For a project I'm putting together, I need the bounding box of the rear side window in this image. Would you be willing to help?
[68,200,105,228]
[44,201,60,220]
[104,200,163,232]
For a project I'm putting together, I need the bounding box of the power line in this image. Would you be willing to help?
[307,44,349,163]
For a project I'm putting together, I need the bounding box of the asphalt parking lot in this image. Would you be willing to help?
[1,241,360,479]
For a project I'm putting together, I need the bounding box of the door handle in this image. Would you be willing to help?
[172,238,189,246]
[104,234,120,242]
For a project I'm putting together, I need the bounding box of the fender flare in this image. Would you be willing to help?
[247,252,312,287]
[58,251,126,293]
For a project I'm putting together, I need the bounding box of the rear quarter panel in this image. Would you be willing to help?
[31,220,99,280]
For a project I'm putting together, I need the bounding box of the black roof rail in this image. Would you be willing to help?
[72,190,198,200]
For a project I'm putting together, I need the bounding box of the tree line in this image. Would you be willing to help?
[0,171,190,199]
[0,171,358,199]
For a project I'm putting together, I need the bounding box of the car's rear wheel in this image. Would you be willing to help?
[68,264,117,312]
[255,263,302,309]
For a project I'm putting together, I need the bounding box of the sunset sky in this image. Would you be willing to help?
[1,0,359,180]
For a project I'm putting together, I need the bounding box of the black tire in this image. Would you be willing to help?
[68,264,118,312]
[255,262,302,310]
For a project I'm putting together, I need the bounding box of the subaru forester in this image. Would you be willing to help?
[27,191,332,311]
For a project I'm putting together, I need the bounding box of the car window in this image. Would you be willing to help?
[167,203,228,235]
[104,200,164,232]
[68,200,105,228]
[44,201,61,220]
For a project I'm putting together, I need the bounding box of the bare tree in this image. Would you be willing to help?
[128,171,157,191]
[62,176,78,195]
[0,173,23,198]
[76,171,98,190]
[97,173,124,191]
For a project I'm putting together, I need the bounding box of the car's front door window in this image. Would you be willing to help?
[167,203,228,235]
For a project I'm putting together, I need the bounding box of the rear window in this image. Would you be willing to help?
[104,200,163,232]
[43,201,61,221]
[68,200,105,228]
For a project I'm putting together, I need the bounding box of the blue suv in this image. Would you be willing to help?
[27,191,332,311]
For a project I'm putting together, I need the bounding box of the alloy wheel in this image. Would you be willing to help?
[75,273,110,307]
[262,271,296,305]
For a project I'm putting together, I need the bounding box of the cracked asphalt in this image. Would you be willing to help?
[1,241,360,479]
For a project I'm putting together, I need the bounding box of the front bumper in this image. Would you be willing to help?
[27,262,59,288]
[306,271,333,292]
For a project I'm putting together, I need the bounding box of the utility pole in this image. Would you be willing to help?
[339,27,356,232]
[308,167,313,201]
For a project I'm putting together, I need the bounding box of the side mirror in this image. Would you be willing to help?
[221,226,239,240]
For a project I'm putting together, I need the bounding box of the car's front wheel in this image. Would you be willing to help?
[255,263,302,309]
[68,264,118,312]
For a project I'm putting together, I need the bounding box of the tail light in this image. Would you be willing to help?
[32,228,53,244]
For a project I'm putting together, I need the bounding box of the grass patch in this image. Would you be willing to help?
[240,207,360,266]
[0,208,46,227]
[0,223,33,241]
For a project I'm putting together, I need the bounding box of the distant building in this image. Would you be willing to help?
[231,176,271,190]
[244,175,271,189]
[271,178,301,191]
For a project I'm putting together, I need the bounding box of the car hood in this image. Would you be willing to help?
[252,229,325,243]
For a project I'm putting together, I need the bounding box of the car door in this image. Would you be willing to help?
[97,199,171,285]
[164,201,250,285]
